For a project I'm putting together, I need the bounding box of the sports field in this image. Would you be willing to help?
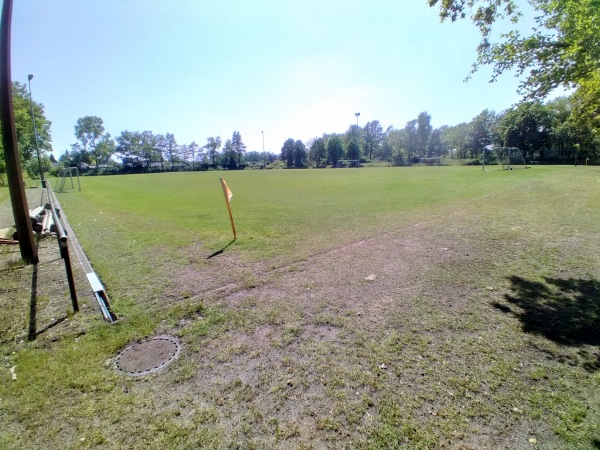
[1,166,600,449]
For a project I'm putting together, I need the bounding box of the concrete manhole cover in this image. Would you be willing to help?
[115,335,181,376]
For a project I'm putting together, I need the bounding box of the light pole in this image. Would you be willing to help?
[27,74,44,183]
[262,130,265,168]
[355,112,360,127]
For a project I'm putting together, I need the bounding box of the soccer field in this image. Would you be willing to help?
[2,165,600,449]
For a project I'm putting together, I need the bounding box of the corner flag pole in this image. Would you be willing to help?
[220,177,236,240]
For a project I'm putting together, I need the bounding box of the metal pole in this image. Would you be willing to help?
[0,0,38,264]
[262,131,265,168]
[47,184,78,312]
[355,112,360,126]
[27,74,44,184]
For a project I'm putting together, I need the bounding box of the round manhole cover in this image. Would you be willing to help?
[115,335,181,376]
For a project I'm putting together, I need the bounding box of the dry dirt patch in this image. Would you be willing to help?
[128,212,584,449]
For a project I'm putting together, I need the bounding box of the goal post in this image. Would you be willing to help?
[483,146,530,170]
[335,159,360,168]
[55,167,81,192]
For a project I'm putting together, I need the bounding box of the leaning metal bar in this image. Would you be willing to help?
[0,0,38,264]
[47,184,117,322]
[46,184,79,312]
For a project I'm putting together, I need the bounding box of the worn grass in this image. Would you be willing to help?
[1,166,600,449]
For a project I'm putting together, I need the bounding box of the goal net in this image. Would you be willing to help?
[483,146,530,170]
[335,159,360,168]
[55,167,81,192]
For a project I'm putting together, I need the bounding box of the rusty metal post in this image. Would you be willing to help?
[1,0,38,264]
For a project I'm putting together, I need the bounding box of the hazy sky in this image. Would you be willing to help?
[11,0,533,156]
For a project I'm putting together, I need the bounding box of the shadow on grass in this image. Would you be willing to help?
[26,263,68,341]
[206,240,235,259]
[493,276,600,372]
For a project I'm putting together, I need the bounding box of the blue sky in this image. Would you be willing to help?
[11,0,532,157]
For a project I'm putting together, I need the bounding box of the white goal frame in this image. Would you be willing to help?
[335,159,360,168]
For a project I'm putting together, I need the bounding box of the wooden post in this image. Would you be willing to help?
[0,0,38,264]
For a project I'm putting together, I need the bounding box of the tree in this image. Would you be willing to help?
[426,128,445,157]
[203,136,222,167]
[157,133,179,167]
[441,122,471,160]
[429,0,600,100]
[74,116,105,170]
[363,120,383,160]
[346,138,361,161]
[222,139,236,169]
[231,131,246,168]
[94,133,115,167]
[498,102,553,161]
[308,137,327,168]
[0,82,52,178]
[416,112,432,157]
[116,130,144,169]
[281,138,295,168]
[467,109,499,159]
[326,135,344,166]
[293,140,308,168]
[403,120,418,161]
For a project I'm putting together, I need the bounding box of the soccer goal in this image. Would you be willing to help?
[55,167,81,192]
[418,157,442,166]
[482,146,530,171]
[335,159,360,168]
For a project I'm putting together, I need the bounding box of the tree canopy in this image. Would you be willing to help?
[0,82,52,180]
[429,0,600,100]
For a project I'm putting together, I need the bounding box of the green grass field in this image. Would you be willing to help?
[1,166,600,449]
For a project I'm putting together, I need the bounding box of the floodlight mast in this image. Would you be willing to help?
[0,0,38,264]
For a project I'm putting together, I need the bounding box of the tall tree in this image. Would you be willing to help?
[429,0,600,100]
[116,130,143,165]
[74,116,105,170]
[157,133,179,167]
[231,131,246,167]
[416,112,433,157]
[363,120,383,160]
[0,81,52,176]
[203,136,222,167]
[403,119,418,161]
[327,135,344,166]
[293,140,308,168]
[498,102,552,161]
[346,138,361,161]
[94,133,115,167]
[468,109,499,158]
[426,128,445,157]
[281,138,295,168]
[308,137,327,168]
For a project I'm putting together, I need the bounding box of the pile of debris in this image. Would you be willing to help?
[1,204,58,245]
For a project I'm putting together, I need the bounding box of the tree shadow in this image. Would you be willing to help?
[206,240,235,259]
[493,276,600,372]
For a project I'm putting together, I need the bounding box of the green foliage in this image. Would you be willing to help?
[281,138,295,168]
[0,82,52,173]
[326,135,344,166]
[308,136,327,167]
[430,0,600,100]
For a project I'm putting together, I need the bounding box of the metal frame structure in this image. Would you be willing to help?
[483,146,530,171]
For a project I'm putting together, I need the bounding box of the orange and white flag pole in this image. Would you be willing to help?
[220,177,236,240]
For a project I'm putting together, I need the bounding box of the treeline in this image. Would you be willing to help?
[66,94,599,175]
[2,81,599,184]
[282,97,597,169]
[63,119,275,174]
